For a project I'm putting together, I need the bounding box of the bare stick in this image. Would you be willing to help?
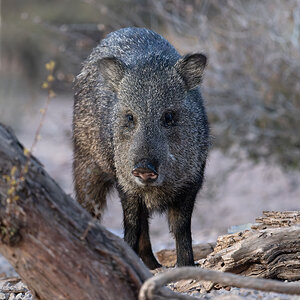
[139,267,300,300]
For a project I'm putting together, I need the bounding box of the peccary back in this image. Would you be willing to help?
[73,27,209,269]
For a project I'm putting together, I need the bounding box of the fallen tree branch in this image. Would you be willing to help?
[139,267,300,300]
[0,123,152,300]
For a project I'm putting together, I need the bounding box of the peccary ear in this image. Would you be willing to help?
[175,53,207,90]
[98,57,126,92]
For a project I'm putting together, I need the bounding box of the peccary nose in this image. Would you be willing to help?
[132,162,158,182]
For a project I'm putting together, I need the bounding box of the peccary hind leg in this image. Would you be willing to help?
[168,192,197,267]
[119,189,161,269]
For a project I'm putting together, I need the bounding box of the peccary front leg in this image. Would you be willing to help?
[120,194,141,253]
[138,206,161,269]
[168,193,196,267]
[119,189,160,269]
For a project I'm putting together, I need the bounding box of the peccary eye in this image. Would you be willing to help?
[163,112,175,126]
[124,114,135,128]
[126,114,134,122]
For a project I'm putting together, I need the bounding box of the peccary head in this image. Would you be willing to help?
[98,54,208,196]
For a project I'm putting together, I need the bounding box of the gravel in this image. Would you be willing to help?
[0,278,32,300]
[193,287,300,299]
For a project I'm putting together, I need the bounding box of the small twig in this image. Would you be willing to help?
[18,88,52,181]
[26,60,56,156]
[4,61,56,206]
[0,288,27,293]
[139,267,300,300]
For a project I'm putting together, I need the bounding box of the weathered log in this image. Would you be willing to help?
[0,124,152,300]
[202,211,300,282]
[252,210,300,230]
[141,211,300,297]
[156,243,216,268]
[155,211,300,293]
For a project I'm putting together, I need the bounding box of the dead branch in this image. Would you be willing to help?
[139,267,300,300]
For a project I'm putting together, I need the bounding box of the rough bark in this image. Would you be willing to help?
[202,211,300,285]
[0,124,152,300]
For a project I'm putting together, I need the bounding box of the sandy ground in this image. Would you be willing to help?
[1,94,300,278]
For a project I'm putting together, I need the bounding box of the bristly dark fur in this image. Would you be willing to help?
[73,27,210,269]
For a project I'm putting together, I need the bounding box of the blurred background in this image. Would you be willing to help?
[1,0,300,273]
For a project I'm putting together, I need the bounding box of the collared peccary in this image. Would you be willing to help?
[73,27,209,269]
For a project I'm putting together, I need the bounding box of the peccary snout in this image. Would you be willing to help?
[132,160,158,183]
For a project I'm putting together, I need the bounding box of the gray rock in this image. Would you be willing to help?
[8,293,15,300]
